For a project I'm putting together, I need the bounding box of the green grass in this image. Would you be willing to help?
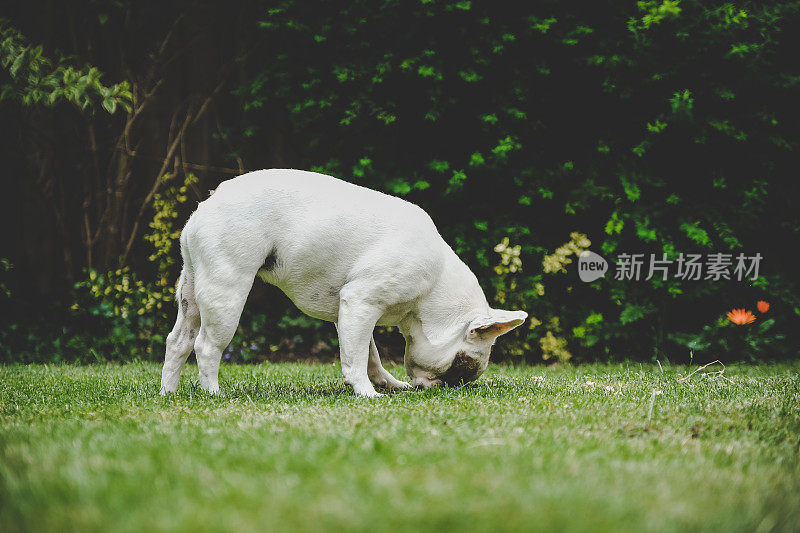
[1,362,799,532]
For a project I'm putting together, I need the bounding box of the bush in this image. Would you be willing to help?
[231,0,800,363]
[2,1,799,363]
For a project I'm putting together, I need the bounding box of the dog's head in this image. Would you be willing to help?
[404,309,528,388]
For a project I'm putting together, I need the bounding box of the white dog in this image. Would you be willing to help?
[160,169,527,397]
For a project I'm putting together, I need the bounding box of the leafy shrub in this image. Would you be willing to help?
[65,173,200,360]
[3,1,799,364]
[234,0,800,363]
[0,19,131,112]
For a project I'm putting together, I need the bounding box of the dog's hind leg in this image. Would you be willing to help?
[368,337,411,390]
[160,267,200,394]
[192,278,252,394]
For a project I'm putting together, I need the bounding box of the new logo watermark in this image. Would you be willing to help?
[577,252,762,282]
[578,251,608,282]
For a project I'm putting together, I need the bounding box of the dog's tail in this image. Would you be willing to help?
[175,230,197,318]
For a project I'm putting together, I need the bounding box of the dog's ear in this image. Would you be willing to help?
[467,310,527,340]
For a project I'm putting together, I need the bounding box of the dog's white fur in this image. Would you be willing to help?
[160,169,527,397]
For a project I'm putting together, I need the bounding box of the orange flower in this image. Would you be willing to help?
[727,308,756,325]
[757,300,770,313]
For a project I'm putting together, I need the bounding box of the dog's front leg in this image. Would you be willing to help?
[336,290,384,398]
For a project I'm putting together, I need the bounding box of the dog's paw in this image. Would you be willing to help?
[353,382,385,398]
[386,379,412,390]
[370,371,412,391]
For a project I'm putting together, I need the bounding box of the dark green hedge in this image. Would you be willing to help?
[232,0,800,362]
[1,1,798,363]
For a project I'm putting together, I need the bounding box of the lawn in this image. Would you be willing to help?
[1,361,798,532]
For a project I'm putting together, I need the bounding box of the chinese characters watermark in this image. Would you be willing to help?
[578,251,762,282]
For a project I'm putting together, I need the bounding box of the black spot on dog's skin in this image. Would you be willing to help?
[441,351,481,386]
[181,298,188,315]
[261,248,278,271]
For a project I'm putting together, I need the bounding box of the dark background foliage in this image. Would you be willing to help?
[1,0,798,364]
